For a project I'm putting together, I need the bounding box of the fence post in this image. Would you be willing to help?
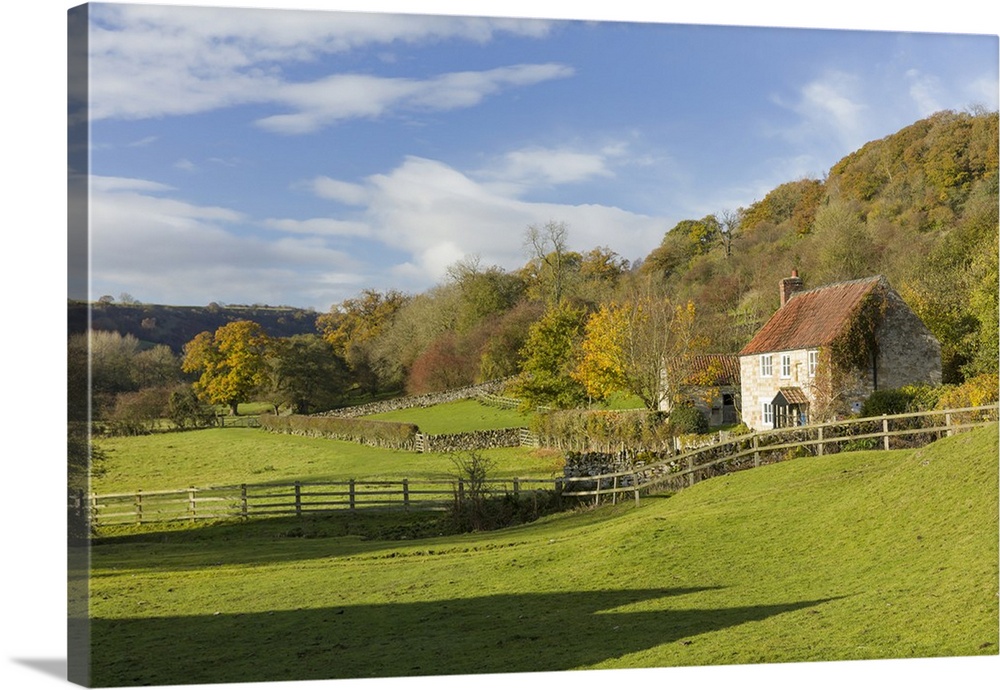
[349,479,356,511]
[945,412,953,437]
[612,475,619,506]
[817,426,824,456]
[633,473,640,506]
[458,479,465,505]
[294,481,302,517]
[882,415,890,451]
[240,484,248,520]
[403,479,410,511]
[686,457,694,487]
[189,487,197,518]
[753,435,760,467]
[135,490,143,525]
[513,477,520,499]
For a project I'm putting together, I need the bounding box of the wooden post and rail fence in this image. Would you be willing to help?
[73,404,997,528]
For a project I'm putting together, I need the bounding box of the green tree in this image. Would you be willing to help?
[447,257,527,333]
[268,334,350,414]
[182,320,272,415]
[508,302,588,410]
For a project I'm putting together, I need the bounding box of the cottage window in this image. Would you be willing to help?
[780,354,791,378]
[808,350,818,377]
[762,402,774,426]
[760,354,773,377]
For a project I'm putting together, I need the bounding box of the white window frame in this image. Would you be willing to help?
[762,402,774,426]
[760,354,773,377]
[780,354,792,379]
[808,350,818,377]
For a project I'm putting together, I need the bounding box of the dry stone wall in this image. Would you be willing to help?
[418,428,523,454]
[321,379,512,418]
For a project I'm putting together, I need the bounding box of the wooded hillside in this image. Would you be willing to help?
[641,109,998,382]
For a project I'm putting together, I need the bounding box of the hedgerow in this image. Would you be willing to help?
[259,414,419,450]
[530,409,673,452]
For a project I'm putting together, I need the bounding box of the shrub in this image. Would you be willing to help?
[167,386,217,430]
[668,403,709,435]
[259,413,419,449]
[935,373,999,410]
[530,409,673,452]
[448,451,564,532]
[104,387,170,436]
[861,389,914,417]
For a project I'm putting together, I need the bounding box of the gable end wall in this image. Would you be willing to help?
[876,291,942,389]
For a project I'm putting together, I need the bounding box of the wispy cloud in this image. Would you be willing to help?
[775,70,867,151]
[482,145,617,187]
[255,64,573,134]
[87,4,559,125]
[905,69,945,115]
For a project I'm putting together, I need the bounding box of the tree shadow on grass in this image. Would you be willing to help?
[88,588,839,686]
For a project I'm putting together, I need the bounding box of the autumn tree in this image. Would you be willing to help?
[573,285,701,411]
[477,300,546,381]
[365,285,462,392]
[182,320,272,415]
[406,331,479,395]
[317,288,409,393]
[641,215,720,283]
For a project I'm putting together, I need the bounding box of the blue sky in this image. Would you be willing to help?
[75,1,999,311]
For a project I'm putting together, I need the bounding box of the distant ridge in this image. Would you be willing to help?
[67,300,321,352]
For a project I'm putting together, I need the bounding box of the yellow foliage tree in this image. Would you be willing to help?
[574,287,700,411]
[182,320,272,415]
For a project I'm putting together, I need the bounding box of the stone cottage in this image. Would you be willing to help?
[738,271,941,431]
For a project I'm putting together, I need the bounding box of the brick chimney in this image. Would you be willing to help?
[780,269,804,307]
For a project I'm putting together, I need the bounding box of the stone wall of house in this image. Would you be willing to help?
[877,290,943,390]
[739,348,820,431]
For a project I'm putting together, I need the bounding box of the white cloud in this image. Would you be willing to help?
[274,155,667,290]
[783,70,867,151]
[263,217,371,237]
[905,69,944,115]
[255,64,574,134]
[484,145,616,187]
[87,4,559,125]
[87,175,360,307]
[310,177,370,205]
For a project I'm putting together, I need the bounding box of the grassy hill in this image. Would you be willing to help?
[85,424,998,685]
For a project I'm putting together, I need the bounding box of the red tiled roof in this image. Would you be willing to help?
[667,354,741,386]
[776,387,810,405]
[739,275,886,356]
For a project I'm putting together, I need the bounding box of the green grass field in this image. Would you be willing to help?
[362,398,531,433]
[94,427,564,494]
[84,424,999,686]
